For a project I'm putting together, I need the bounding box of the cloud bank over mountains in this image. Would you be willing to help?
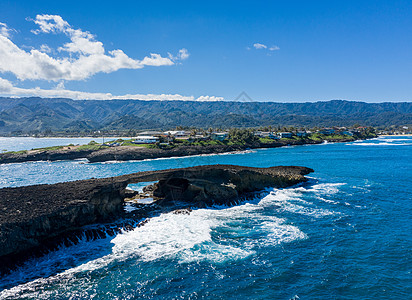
[0,15,222,101]
[0,77,223,101]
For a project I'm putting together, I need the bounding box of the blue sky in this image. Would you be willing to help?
[0,0,411,102]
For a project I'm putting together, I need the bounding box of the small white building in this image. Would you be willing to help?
[277,132,293,138]
[138,131,164,137]
[164,131,190,138]
[211,132,229,141]
[132,136,159,144]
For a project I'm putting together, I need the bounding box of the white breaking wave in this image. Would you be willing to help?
[346,142,410,146]
[259,183,343,218]
[1,179,348,297]
[379,139,411,142]
[92,149,256,165]
[263,190,336,218]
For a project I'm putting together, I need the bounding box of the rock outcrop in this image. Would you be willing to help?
[0,148,96,164]
[86,145,246,163]
[138,165,313,206]
[0,164,313,273]
[0,138,344,165]
[0,179,127,268]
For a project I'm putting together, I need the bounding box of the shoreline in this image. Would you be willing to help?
[0,165,313,275]
[377,134,412,137]
[0,136,371,165]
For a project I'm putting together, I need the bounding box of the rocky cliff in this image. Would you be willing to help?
[0,148,96,164]
[0,139,331,164]
[0,164,313,273]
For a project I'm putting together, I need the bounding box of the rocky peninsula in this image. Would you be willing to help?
[0,136,356,164]
[0,164,313,273]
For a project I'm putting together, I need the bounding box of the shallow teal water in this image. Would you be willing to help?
[0,137,411,299]
[0,137,113,152]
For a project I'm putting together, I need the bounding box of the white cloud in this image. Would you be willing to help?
[253,43,267,49]
[140,53,174,66]
[39,44,52,53]
[168,48,190,62]
[195,95,224,101]
[0,77,14,92]
[0,22,16,38]
[251,43,280,52]
[0,15,188,82]
[269,45,280,51]
[178,48,189,60]
[0,76,223,101]
[30,14,69,34]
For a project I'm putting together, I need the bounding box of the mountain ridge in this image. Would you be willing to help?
[0,97,411,133]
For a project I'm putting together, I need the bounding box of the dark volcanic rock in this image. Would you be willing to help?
[0,164,313,272]
[85,145,245,163]
[0,179,127,259]
[0,145,246,164]
[0,137,359,165]
[146,165,313,206]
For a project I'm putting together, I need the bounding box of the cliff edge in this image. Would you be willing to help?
[0,164,313,272]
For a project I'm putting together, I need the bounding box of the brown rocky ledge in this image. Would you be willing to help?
[0,164,313,273]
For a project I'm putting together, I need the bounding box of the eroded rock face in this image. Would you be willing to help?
[143,165,313,206]
[0,149,96,164]
[0,179,127,272]
[0,164,313,272]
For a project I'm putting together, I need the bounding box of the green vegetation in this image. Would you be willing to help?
[113,139,158,148]
[192,140,226,146]
[76,144,108,151]
[308,134,324,141]
[32,145,66,151]
[6,150,28,154]
[0,126,378,157]
[228,128,258,145]
[280,138,298,143]
[258,137,278,144]
[324,134,355,140]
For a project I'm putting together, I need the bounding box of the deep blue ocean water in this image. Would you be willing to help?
[0,136,411,299]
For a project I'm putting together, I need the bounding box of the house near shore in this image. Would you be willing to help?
[211,132,229,141]
[132,136,159,144]
[255,131,279,139]
[138,131,164,137]
[277,132,293,138]
[188,134,207,142]
[318,128,335,135]
[296,131,310,137]
[340,131,354,136]
[164,130,191,139]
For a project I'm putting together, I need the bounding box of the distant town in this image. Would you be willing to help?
[5,125,412,145]
[84,126,380,148]
[0,126,380,163]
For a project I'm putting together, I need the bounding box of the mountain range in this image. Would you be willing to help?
[0,97,411,134]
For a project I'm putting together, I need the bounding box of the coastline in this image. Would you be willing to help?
[0,165,313,274]
[0,136,369,165]
[378,134,412,137]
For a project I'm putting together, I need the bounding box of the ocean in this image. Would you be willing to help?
[0,136,411,299]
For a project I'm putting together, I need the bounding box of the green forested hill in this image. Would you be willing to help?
[0,97,411,134]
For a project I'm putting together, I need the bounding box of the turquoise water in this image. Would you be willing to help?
[0,137,113,152]
[0,137,411,299]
